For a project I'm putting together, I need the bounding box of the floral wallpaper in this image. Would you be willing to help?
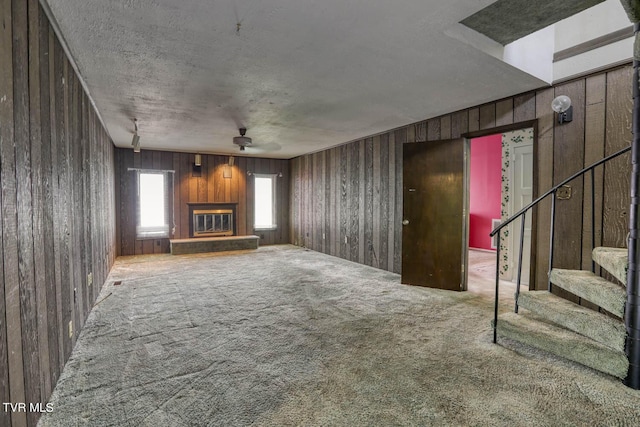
[499,128,534,279]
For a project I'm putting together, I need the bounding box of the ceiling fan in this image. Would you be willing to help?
[233,127,252,151]
[232,127,281,153]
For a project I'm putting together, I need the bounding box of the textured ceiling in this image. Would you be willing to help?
[43,0,558,159]
[461,0,606,45]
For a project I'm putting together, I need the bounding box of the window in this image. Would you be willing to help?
[254,174,277,230]
[137,171,170,238]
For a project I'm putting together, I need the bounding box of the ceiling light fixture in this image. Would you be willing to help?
[233,128,252,151]
[551,95,572,124]
[131,118,140,152]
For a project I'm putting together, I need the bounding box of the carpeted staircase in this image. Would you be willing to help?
[496,247,629,379]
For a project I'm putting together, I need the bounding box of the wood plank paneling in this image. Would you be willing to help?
[29,0,51,401]
[1,1,27,426]
[379,134,389,271]
[364,138,374,265]
[331,148,339,256]
[180,153,190,239]
[495,99,514,127]
[39,10,59,392]
[514,92,536,123]
[0,2,116,425]
[314,153,322,251]
[427,118,440,141]
[604,66,633,249]
[415,121,426,142]
[246,157,256,240]
[468,108,480,132]
[578,74,607,309]
[288,64,633,300]
[372,136,382,268]
[394,129,405,274]
[479,103,496,130]
[552,80,586,303]
[451,111,468,139]
[440,116,451,140]
[120,150,134,255]
[340,144,349,259]
[48,26,64,376]
[13,0,42,421]
[349,141,360,261]
[582,74,606,273]
[324,150,331,254]
[407,123,416,143]
[534,89,555,290]
[115,150,290,254]
[386,132,395,271]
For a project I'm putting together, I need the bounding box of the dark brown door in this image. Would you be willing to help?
[401,139,468,291]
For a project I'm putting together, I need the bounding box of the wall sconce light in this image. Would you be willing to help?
[278,172,283,177]
[552,95,572,124]
[223,156,235,178]
[131,118,140,153]
[247,170,252,176]
[194,153,202,166]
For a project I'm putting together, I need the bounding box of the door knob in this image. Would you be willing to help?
[402,219,409,225]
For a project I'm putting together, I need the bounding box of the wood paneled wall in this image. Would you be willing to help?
[290,134,403,273]
[0,1,116,426]
[290,65,632,293]
[115,149,290,255]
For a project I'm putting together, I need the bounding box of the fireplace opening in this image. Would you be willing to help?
[192,209,234,237]
[188,203,237,238]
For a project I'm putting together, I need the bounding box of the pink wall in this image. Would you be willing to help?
[470,134,502,250]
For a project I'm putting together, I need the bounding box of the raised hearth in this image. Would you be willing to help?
[170,235,259,255]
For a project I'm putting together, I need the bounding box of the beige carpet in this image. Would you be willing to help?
[38,245,640,426]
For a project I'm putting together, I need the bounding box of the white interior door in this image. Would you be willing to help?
[509,141,533,285]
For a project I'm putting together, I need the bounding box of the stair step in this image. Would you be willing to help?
[517,291,626,351]
[592,246,627,285]
[496,311,629,378]
[549,269,626,318]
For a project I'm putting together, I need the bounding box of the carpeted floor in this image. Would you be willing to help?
[38,245,640,426]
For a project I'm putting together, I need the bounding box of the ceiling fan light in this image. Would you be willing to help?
[233,135,252,148]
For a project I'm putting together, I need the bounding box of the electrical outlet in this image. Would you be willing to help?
[68,320,73,338]
[88,272,93,287]
[344,236,348,244]
[322,233,325,240]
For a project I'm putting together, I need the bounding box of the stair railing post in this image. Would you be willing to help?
[625,19,640,390]
[493,236,501,344]
[548,191,557,292]
[515,212,526,313]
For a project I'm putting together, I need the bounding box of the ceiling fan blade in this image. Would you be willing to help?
[246,142,281,153]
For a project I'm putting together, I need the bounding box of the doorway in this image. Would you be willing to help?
[399,126,535,293]
[468,128,534,289]
[468,134,502,286]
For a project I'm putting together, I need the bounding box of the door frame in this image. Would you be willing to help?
[507,136,533,284]
[462,119,539,289]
